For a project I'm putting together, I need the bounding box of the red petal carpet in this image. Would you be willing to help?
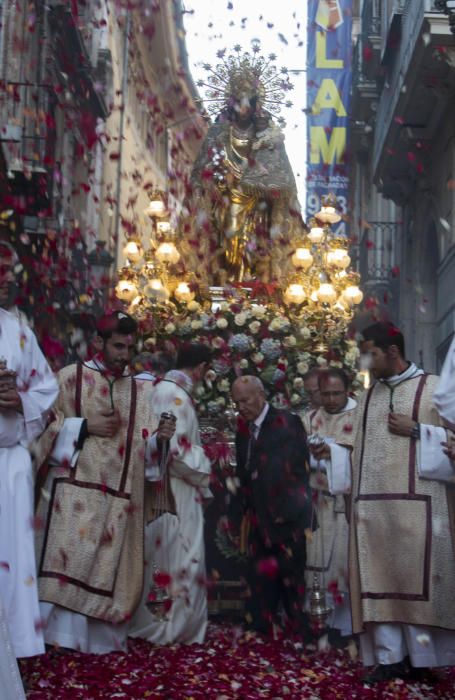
[21,624,455,699]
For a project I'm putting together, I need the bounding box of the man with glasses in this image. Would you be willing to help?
[303,368,357,643]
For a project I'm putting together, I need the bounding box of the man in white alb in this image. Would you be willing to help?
[311,322,455,684]
[0,242,58,660]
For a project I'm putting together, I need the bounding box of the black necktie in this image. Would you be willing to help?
[245,423,257,470]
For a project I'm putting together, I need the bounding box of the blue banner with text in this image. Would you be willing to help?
[306,0,352,236]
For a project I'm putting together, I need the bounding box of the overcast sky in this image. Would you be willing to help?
[182,0,308,207]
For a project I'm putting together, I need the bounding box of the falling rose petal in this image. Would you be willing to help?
[153,571,172,588]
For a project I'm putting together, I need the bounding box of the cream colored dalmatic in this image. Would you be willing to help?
[34,362,166,652]
[347,371,455,665]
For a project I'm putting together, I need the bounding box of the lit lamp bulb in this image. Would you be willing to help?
[316,195,342,224]
[174,281,195,303]
[155,241,180,265]
[292,247,313,270]
[284,283,306,305]
[307,219,325,244]
[123,239,143,264]
[326,248,351,269]
[317,282,337,303]
[143,277,170,302]
[144,191,166,219]
[115,279,138,303]
[342,285,363,306]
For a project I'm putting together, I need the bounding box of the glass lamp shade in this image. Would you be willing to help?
[316,282,337,303]
[123,239,143,264]
[316,205,341,224]
[342,285,363,305]
[326,248,351,269]
[155,241,180,265]
[174,281,195,303]
[144,191,167,219]
[115,279,138,302]
[292,247,314,270]
[284,283,306,305]
[308,223,325,244]
[143,278,170,302]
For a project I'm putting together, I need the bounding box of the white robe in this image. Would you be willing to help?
[129,370,211,645]
[0,308,58,658]
[0,591,26,699]
[304,397,357,636]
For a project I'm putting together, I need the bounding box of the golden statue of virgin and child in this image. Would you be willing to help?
[179,49,302,286]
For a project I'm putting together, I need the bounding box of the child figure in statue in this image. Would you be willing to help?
[180,51,301,285]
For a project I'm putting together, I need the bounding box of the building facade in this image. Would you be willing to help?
[0,0,204,344]
[350,0,455,370]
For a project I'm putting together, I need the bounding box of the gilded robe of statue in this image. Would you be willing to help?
[182,114,300,284]
[347,372,455,638]
[34,362,163,627]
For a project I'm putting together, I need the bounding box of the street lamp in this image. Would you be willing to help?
[87,240,114,288]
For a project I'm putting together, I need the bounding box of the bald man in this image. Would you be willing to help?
[231,376,313,638]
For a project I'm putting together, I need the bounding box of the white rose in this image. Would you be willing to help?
[290,393,301,405]
[252,305,267,318]
[195,385,205,397]
[191,320,202,330]
[252,352,264,364]
[216,318,228,329]
[297,361,309,374]
[299,326,311,339]
[218,379,230,393]
[187,301,200,312]
[205,369,216,382]
[219,302,229,312]
[216,397,226,406]
[249,321,261,334]
[283,335,296,347]
[234,313,247,326]
[317,356,328,366]
[164,322,176,334]
[269,318,281,332]
[329,360,343,368]
[239,358,249,368]
[293,377,304,389]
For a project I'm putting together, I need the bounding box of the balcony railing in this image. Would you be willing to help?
[0,82,55,174]
[359,222,401,285]
[373,0,445,175]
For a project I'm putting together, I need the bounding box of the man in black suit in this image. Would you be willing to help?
[231,375,313,637]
